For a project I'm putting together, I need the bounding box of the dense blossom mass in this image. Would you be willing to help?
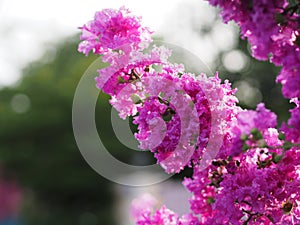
[208,0,300,99]
[78,7,238,174]
[78,6,152,56]
[78,4,300,225]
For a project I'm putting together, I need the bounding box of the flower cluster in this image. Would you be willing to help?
[207,1,300,97]
[78,5,300,225]
[130,105,300,225]
[183,104,300,224]
[131,194,200,225]
[78,7,238,174]
[78,6,152,56]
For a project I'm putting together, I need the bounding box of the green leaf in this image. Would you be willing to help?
[162,113,173,122]
[240,134,248,141]
[272,153,282,164]
[250,128,263,140]
[117,76,126,84]
[283,141,293,150]
[278,132,286,141]
[242,143,249,152]
[274,13,286,24]
[131,94,142,104]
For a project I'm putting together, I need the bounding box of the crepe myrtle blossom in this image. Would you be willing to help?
[133,206,201,225]
[78,6,152,56]
[132,105,300,224]
[109,60,238,173]
[133,142,300,224]
[131,194,201,225]
[281,98,300,143]
[288,98,300,131]
[78,7,239,173]
[217,103,277,158]
[208,0,300,98]
[182,105,300,224]
[130,193,158,221]
[134,69,200,173]
[78,6,300,225]
[96,46,172,97]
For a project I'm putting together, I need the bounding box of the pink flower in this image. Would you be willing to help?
[132,200,202,225]
[222,103,277,157]
[288,98,300,130]
[179,214,201,225]
[96,46,171,96]
[109,83,142,119]
[208,0,300,98]
[136,70,200,173]
[78,6,152,56]
[79,6,300,225]
[133,205,179,225]
[276,48,300,98]
[131,193,158,221]
[133,96,170,150]
[281,98,300,143]
[79,7,239,174]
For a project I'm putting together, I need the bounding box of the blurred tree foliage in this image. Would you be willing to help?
[0,36,153,225]
[0,36,115,225]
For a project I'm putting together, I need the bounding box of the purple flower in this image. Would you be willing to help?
[281,98,300,143]
[288,98,300,130]
[208,0,300,98]
[78,6,300,225]
[219,103,277,158]
[78,7,152,56]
